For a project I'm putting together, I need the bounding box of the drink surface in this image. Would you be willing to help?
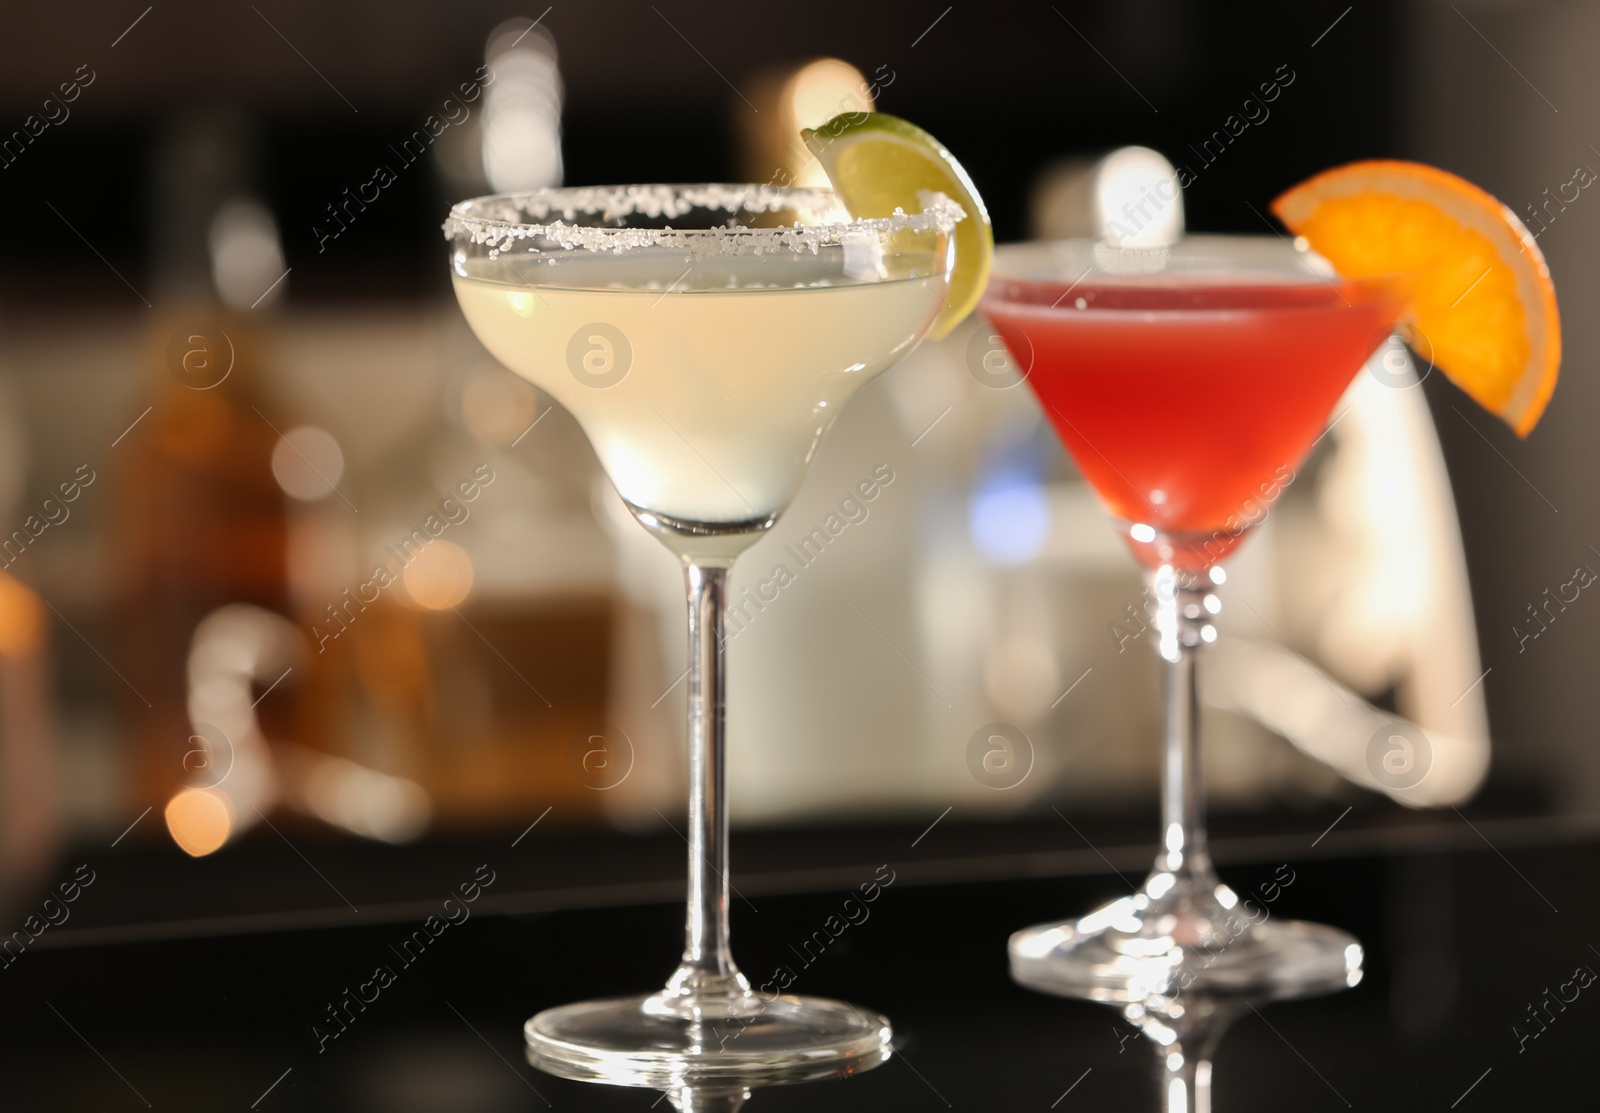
[983,276,1404,568]
[455,254,941,525]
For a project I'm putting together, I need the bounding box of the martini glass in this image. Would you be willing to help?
[445,185,957,1087]
[983,236,1401,1006]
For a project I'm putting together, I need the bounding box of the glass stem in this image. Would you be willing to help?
[1158,1041,1213,1113]
[1140,996,1239,1113]
[1149,564,1217,885]
[666,560,747,999]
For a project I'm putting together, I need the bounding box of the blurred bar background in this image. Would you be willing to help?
[3,2,1600,1109]
[0,0,1589,934]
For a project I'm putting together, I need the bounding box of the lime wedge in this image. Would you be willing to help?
[802,112,992,340]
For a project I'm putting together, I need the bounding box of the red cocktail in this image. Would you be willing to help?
[990,236,1401,1011]
[985,255,1404,570]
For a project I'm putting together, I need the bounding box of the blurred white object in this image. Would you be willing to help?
[1216,338,1492,806]
[208,198,286,311]
[1152,337,1494,809]
[1287,351,1491,751]
[169,605,430,855]
[277,745,431,845]
[169,605,289,854]
[1093,146,1185,249]
[481,18,564,192]
[1207,638,1487,808]
[1030,146,1185,248]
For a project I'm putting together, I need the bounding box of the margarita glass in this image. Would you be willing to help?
[984,237,1402,1014]
[445,184,957,1088]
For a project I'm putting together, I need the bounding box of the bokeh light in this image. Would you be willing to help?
[270,425,346,502]
[402,539,474,609]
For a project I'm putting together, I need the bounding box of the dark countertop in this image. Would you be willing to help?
[3,804,1594,1110]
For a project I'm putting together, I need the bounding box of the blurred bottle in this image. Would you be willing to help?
[480,18,564,192]
[0,550,59,914]
[112,109,293,820]
[435,16,565,200]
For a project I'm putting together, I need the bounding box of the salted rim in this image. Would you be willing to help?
[443,183,965,258]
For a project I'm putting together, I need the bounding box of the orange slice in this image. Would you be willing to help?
[1272,160,1560,437]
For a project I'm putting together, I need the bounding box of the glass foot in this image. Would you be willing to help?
[525,990,892,1088]
[1009,869,1363,1002]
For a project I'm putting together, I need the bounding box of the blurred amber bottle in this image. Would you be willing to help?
[114,309,291,807]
